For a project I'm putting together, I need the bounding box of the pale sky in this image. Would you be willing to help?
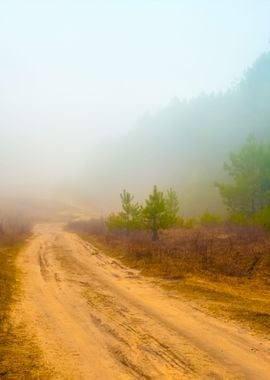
[0,0,270,189]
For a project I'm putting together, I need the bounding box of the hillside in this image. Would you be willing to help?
[87,52,270,215]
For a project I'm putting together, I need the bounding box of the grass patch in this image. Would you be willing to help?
[0,240,54,379]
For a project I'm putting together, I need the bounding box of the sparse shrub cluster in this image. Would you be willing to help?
[106,187,181,240]
[199,211,222,226]
[67,219,270,280]
[253,206,270,230]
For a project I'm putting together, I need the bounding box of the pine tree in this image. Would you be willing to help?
[143,186,179,240]
[107,190,142,232]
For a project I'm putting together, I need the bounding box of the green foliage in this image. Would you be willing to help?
[106,190,142,232]
[165,188,180,226]
[227,212,249,225]
[216,136,270,217]
[143,186,167,240]
[143,186,179,240]
[182,218,197,229]
[106,213,126,231]
[253,206,270,230]
[175,216,184,227]
[108,186,180,239]
[200,211,221,226]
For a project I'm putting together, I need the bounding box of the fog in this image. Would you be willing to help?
[1,1,270,217]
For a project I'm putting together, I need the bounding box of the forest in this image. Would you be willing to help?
[86,52,270,215]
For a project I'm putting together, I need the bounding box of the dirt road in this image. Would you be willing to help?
[16,224,270,379]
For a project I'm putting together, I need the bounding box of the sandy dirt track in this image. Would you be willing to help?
[16,224,270,379]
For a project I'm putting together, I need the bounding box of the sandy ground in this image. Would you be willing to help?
[16,224,270,379]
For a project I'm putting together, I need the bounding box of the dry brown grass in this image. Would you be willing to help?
[67,220,270,335]
[0,217,53,379]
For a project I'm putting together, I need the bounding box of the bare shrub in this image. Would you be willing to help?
[0,215,32,245]
[67,220,270,280]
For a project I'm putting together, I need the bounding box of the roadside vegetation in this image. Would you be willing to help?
[106,187,180,240]
[68,138,270,334]
[0,216,52,378]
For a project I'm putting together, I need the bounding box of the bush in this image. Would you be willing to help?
[254,206,270,230]
[200,211,222,226]
[182,218,197,229]
[227,212,249,225]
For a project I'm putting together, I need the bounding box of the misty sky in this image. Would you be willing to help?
[1,1,270,192]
